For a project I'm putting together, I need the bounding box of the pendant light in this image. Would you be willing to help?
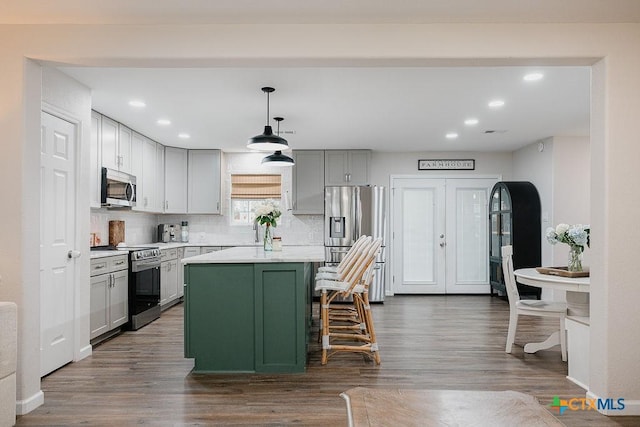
[247,87,289,152]
[262,117,294,167]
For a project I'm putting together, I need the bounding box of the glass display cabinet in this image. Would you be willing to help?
[489,181,541,299]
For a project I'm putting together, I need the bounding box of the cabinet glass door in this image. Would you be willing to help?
[490,213,500,257]
[501,213,512,246]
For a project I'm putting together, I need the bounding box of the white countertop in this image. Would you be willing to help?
[182,245,325,264]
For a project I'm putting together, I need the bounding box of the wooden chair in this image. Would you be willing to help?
[316,238,382,365]
[501,245,567,361]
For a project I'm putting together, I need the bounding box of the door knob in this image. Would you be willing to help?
[440,234,445,238]
[439,242,446,247]
[67,250,81,259]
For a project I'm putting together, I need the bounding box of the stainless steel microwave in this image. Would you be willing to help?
[101,167,137,208]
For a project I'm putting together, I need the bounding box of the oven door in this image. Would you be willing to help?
[131,265,160,315]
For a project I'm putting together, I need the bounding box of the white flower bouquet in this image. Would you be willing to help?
[253,200,282,227]
[546,223,590,272]
[545,223,590,250]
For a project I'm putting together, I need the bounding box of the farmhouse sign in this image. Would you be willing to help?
[418,159,475,171]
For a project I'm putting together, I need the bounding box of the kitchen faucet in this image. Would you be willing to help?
[253,221,259,243]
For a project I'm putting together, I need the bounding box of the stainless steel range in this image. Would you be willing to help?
[128,247,161,330]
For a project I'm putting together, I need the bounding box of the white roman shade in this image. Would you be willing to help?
[230,174,281,199]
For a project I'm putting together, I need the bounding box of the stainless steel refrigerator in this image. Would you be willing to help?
[324,186,386,302]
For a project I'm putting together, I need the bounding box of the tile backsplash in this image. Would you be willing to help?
[90,209,323,246]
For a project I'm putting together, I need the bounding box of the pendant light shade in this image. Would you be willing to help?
[247,87,289,152]
[262,150,295,167]
[262,117,294,167]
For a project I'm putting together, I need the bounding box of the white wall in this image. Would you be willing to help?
[514,136,590,301]
[370,151,513,187]
[1,22,639,415]
[552,136,591,266]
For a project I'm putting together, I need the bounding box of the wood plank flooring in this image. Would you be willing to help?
[17,295,639,426]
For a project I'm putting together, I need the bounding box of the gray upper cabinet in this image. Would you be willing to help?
[164,147,188,213]
[292,150,325,214]
[324,150,371,186]
[188,149,221,214]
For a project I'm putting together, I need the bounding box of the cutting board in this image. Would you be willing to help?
[109,220,125,246]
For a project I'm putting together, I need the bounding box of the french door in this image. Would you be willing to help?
[391,176,498,294]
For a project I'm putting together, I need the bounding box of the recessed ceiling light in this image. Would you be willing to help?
[464,118,479,126]
[128,100,146,108]
[488,100,505,108]
[178,133,190,139]
[157,119,171,126]
[523,73,544,82]
[446,132,459,139]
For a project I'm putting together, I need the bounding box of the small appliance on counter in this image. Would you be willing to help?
[181,221,189,242]
[157,224,180,243]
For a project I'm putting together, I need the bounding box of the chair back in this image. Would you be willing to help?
[337,235,369,275]
[501,245,520,303]
[343,238,382,295]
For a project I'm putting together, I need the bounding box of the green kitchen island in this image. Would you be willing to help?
[182,245,325,373]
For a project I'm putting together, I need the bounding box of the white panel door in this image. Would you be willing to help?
[392,177,497,294]
[40,112,76,376]
[393,178,446,294]
[444,178,496,293]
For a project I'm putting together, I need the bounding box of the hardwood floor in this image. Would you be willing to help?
[17,296,639,426]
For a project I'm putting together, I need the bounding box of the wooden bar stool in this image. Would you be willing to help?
[316,238,382,365]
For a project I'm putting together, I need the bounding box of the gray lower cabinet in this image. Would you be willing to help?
[90,255,129,340]
[324,150,370,186]
[161,248,180,309]
[292,150,325,214]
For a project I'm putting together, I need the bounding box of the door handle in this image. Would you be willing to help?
[67,250,81,259]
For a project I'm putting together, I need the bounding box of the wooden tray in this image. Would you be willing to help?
[536,266,589,278]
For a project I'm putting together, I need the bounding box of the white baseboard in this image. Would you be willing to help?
[76,344,92,361]
[16,390,44,415]
[586,390,640,416]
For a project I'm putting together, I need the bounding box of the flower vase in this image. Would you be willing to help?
[263,224,273,251]
[568,245,583,272]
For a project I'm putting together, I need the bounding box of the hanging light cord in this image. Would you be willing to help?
[265,91,270,125]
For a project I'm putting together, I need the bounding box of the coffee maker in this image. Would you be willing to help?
[157,224,179,243]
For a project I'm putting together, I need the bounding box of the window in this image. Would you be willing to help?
[230,174,281,225]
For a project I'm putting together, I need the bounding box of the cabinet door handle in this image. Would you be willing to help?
[345,173,349,182]
[217,201,220,211]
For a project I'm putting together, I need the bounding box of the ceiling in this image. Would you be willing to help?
[3,0,640,24]
[59,65,590,153]
[14,1,610,153]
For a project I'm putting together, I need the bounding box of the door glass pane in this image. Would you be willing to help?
[403,188,434,282]
[456,188,488,282]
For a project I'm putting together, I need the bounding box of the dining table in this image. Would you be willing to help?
[513,267,590,355]
[514,267,591,387]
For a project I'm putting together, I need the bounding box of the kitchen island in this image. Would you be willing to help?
[182,246,324,373]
